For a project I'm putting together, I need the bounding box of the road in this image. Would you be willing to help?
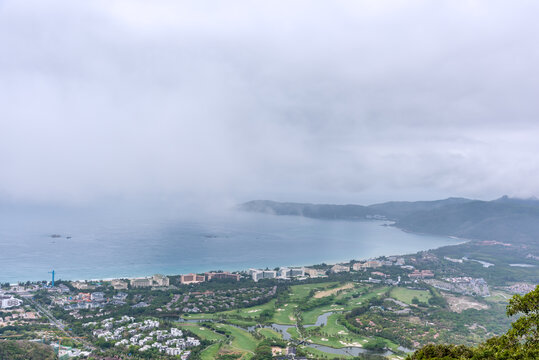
[26,297,95,351]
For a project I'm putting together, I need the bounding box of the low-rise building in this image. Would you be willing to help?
[111,279,128,290]
[71,281,95,290]
[0,295,22,309]
[409,269,434,278]
[304,268,326,277]
[152,274,170,287]
[130,278,152,288]
[353,260,383,270]
[91,292,105,302]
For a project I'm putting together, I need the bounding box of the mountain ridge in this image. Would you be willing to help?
[239,197,539,248]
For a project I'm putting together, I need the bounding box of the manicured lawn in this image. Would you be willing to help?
[303,306,339,324]
[307,335,351,348]
[182,313,216,320]
[301,345,353,359]
[301,286,390,324]
[258,327,282,339]
[289,282,338,301]
[200,343,221,360]
[214,324,259,353]
[321,313,351,336]
[306,314,370,348]
[272,303,298,325]
[390,287,431,305]
[226,318,258,327]
[177,323,226,341]
[287,326,301,340]
[219,299,276,318]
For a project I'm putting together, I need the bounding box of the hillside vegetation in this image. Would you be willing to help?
[409,285,539,359]
[0,340,57,360]
[240,197,539,248]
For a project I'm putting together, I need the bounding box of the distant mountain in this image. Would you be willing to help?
[239,197,539,246]
[240,200,371,220]
[367,197,473,219]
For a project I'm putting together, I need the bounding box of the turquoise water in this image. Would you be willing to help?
[0,210,459,283]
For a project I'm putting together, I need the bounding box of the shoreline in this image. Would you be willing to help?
[6,233,469,285]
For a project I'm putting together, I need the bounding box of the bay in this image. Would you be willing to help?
[0,210,459,283]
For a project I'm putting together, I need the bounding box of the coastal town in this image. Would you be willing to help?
[1,239,537,359]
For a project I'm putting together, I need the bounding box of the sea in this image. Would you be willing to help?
[0,208,460,284]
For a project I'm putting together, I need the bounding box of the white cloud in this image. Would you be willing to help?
[1,0,539,205]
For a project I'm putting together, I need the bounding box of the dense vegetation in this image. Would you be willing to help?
[410,285,539,359]
[0,340,57,360]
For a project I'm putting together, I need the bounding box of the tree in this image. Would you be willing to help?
[409,285,539,359]
[363,338,386,352]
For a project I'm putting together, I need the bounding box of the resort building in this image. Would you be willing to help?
[0,295,22,309]
[111,280,128,290]
[249,269,277,282]
[180,273,205,284]
[278,267,305,278]
[130,278,152,288]
[304,268,327,277]
[353,260,382,271]
[205,272,240,281]
[152,274,170,287]
[330,264,350,273]
[128,275,169,288]
[409,269,435,278]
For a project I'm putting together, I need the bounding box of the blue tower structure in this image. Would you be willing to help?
[49,270,55,287]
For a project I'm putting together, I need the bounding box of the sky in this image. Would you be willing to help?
[1,0,539,208]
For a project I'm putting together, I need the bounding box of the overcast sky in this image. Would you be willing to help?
[1,0,539,207]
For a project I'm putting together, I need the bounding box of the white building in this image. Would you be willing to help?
[250,269,277,282]
[0,296,22,309]
[278,267,305,278]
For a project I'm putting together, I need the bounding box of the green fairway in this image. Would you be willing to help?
[219,299,276,318]
[307,334,352,348]
[272,303,298,325]
[182,313,216,320]
[287,326,301,340]
[200,343,221,360]
[303,306,338,324]
[177,323,226,341]
[214,324,259,353]
[390,287,431,305]
[257,327,282,339]
[301,345,353,359]
[305,314,370,348]
[320,313,352,336]
[226,318,258,327]
[289,282,338,301]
